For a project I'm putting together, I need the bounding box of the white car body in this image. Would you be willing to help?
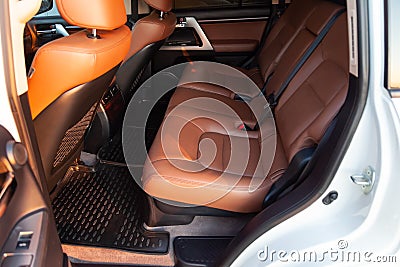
[231,0,400,266]
[0,0,399,266]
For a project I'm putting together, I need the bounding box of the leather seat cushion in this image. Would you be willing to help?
[167,86,258,128]
[143,114,288,212]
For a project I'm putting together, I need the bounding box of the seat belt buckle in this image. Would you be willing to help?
[238,123,254,131]
[238,123,246,131]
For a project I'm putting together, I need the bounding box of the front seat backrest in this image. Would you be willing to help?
[28,0,131,190]
[116,0,176,101]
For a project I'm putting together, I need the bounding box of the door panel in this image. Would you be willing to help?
[0,126,64,267]
[152,3,271,71]
[200,20,267,53]
[176,6,269,57]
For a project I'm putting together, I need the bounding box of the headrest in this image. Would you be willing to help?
[56,0,126,30]
[144,0,173,12]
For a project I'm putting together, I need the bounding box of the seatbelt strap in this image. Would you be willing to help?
[273,0,287,13]
[241,0,287,68]
[267,8,345,108]
[259,4,279,50]
[127,0,139,28]
[260,72,274,95]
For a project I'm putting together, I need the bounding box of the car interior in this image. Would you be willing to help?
[7,0,362,265]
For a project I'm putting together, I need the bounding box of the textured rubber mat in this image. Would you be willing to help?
[174,237,233,267]
[97,128,157,164]
[52,164,169,253]
[98,99,168,164]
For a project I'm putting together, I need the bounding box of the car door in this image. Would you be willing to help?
[152,0,275,72]
[0,126,64,267]
[0,0,65,265]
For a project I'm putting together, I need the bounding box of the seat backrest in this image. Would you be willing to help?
[274,13,349,161]
[264,0,345,97]
[28,0,131,190]
[257,11,348,186]
[256,0,319,81]
[116,0,176,101]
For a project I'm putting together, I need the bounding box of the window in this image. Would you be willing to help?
[173,0,268,11]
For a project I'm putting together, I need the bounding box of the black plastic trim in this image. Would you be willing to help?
[175,7,270,21]
[263,147,316,207]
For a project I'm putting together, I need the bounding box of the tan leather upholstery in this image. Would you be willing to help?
[143,105,287,212]
[201,20,267,53]
[171,0,321,98]
[166,87,256,127]
[257,0,319,80]
[236,67,265,89]
[142,3,349,213]
[124,11,176,62]
[201,21,267,43]
[212,39,259,53]
[275,15,349,161]
[167,0,344,118]
[263,1,344,98]
[145,0,173,12]
[28,27,131,118]
[116,4,176,101]
[28,0,131,190]
[56,0,126,30]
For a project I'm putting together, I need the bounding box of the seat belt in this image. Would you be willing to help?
[263,118,338,208]
[259,0,285,49]
[127,0,139,28]
[266,8,345,108]
[241,0,287,69]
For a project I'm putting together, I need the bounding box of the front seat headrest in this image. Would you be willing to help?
[56,0,126,30]
[144,0,173,12]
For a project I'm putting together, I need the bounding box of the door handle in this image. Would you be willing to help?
[54,24,69,37]
[37,24,69,37]
[0,141,27,204]
[0,173,14,203]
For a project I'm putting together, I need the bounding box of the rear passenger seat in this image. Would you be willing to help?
[181,0,320,97]
[141,0,349,213]
[168,0,344,122]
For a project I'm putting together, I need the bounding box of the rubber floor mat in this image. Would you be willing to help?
[174,237,233,267]
[52,164,169,253]
[98,99,168,164]
[97,128,157,164]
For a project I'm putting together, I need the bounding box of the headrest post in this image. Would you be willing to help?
[87,28,101,39]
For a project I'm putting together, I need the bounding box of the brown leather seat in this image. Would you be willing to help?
[28,0,131,190]
[178,0,321,98]
[115,0,176,102]
[167,0,344,123]
[142,4,349,213]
